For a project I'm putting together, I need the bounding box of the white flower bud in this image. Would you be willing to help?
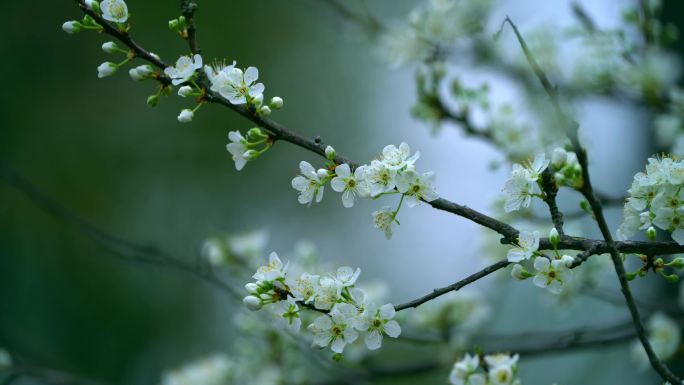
[128,68,143,81]
[269,96,284,109]
[549,227,560,249]
[251,94,264,107]
[62,21,82,34]
[325,145,336,160]
[242,150,259,160]
[101,41,119,54]
[135,65,154,77]
[258,106,272,116]
[177,85,193,98]
[511,264,527,280]
[647,226,657,241]
[85,0,101,13]
[560,254,574,267]
[177,109,194,123]
[551,147,567,167]
[244,283,258,293]
[243,295,262,311]
[97,62,117,78]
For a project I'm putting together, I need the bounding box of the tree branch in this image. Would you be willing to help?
[394,260,510,311]
[502,16,682,383]
[65,2,684,318]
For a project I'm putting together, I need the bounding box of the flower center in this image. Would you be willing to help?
[110,4,126,19]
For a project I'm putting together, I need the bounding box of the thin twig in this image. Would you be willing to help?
[179,0,200,54]
[394,260,510,311]
[0,159,242,301]
[540,167,565,236]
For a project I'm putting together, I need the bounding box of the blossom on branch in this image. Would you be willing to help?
[165,54,203,86]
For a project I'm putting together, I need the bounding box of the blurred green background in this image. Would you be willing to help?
[2,1,684,384]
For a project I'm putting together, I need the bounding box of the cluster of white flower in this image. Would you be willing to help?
[383,0,492,67]
[502,153,549,213]
[242,252,401,356]
[290,143,438,239]
[165,55,280,122]
[449,353,521,385]
[508,229,575,295]
[618,156,684,244]
[62,0,129,35]
[502,149,583,213]
[631,312,681,369]
[161,354,235,385]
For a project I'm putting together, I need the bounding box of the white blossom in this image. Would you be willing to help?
[203,60,237,84]
[620,156,684,244]
[226,131,248,171]
[268,300,301,332]
[484,353,519,385]
[287,272,320,304]
[309,306,359,353]
[210,67,265,105]
[314,276,342,311]
[363,303,401,350]
[291,161,327,205]
[101,0,128,23]
[396,170,438,207]
[331,164,368,207]
[335,266,361,287]
[449,354,484,385]
[364,160,397,197]
[532,257,572,294]
[506,230,539,262]
[164,54,203,86]
[502,153,549,213]
[372,206,396,239]
[253,252,288,282]
[380,142,420,170]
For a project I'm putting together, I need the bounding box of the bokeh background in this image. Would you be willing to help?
[2,0,684,384]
